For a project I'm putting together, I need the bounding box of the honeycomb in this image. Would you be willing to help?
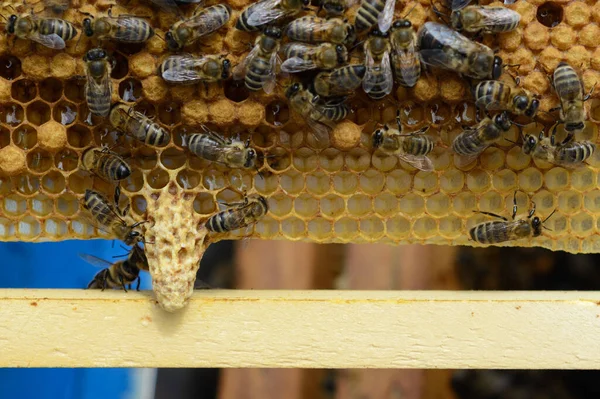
[0,0,599,310]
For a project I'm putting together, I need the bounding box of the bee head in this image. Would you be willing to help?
[495,112,512,131]
[492,56,503,80]
[531,216,542,236]
[7,15,17,34]
[125,230,142,246]
[83,18,94,37]
[335,44,347,64]
[522,133,538,155]
[525,98,540,118]
[325,2,345,14]
[392,19,412,29]
[373,129,384,148]
[258,195,269,212]
[165,31,181,51]
[302,0,310,5]
[369,28,389,38]
[84,48,107,62]
[221,59,231,79]
[285,82,302,98]
[264,26,282,39]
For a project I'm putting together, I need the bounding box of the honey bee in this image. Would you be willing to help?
[7,14,77,49]
[470,191,555,244]
[354,0,396,34]
[474,80,540,118]
[314,64,366,97]
[82,146,131,182]
[109,104,171,147]
[450,0,517,12]
[286,82,349,141]
[165,4,232,51]
[312,0,358,18]
[285,16,356,46]
[236,0,310,32]
[206,195,269,233]
[160,54,231,84]
[82,11,154,43]
[372,111,434,171]
[186,126,258,170]
[551,62,594,143]
[521,127,595,167]
[363,28,393,100]
[83,48,113,118]
[233,26,282,94]
[280,42,348,73]
[81,243,148,291]
[82,188,145,246]
[417,22,502,80]
[390,18,421,88]
[447,6,521,34]
[452,112,513,166]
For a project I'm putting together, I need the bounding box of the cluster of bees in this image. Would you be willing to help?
[1,0,597,289]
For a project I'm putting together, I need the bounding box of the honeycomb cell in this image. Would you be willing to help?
[279,171,304,195]
[267,147,291,172]
[319,148,344,172]
[281,217,307,240]
[176,169,201,190]
[294,194,319,219]
[254,216,279,239]
[557,191,582,215]
[18,216,41,239]
[564,1,590,27]
[56,193,79,216]
[569,168,595,192]
[223,79,250,103]
[11,79,36,103]
[531,189,556,214]
[399,193,425,216]
[266,192,292,220]
[120,169,144,194]
[1,103,24,127]
[307,218,333,241]
[414,172,438,195]
[15,174,40,197]
[44,218,68,237]
[550,25,576,51]
[12,124,37,150]
[135,100,156,119]
[480,191,504,214]
[67,124,92,148]
[372,192,398,217]
[111,52,129,79]
[265,101,289,127]
[347,194,372,217]
[53,101,77,126]
[537,2,564,27]
[119,78,143,102]
[359,216,384,240]
[543,211,568,237]
[426,193,450,217]
[371,151,398,172]
[193,192,216,215]
[320,194,345,220]
[454,192,477,216]
[26,101,51,126]
[251,126,275,149]
[348,98,371,125]
[293,148,318,173]
[544,167,569,192]
[479,148,505,171]
[333,171,358,195]
[41,171,65,195]
[229,170,253,192]
[517,167,543,192]
[0,177,12,196]
[30,194,53,217]
[305,172,330,197]
[160,147,186,170]
[491,169,517,192]
[202,170,226,191]
[570,212,594,237]
[0,126,8,149]
[158,102,181,126]
[3,194,27,216]
[438,216,463,239]
[466,169,490,193]
[66,171,93,194]
[412,217,437,239]
[524,22,549,50]
[135,147,158,170]
[0,55,22,80]
[333,217,359,241]
[53,149,78,172]
[146,168,170,190]
[386,216,411,240]
[254,173,279,195]
[437,168,464,194]
[590,99,600,123]
[27,149,53,173]
[506,146,531,171]
[39,78,63,103]
[78,104,104,127]
[64,78,85,103]
[345,148,371,173]
[584,190,600,213]
[0,218,16,238]
[400,101,425,128]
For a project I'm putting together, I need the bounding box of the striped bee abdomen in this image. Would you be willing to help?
[469,221,510,244]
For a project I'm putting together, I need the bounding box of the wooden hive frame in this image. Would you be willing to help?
[0,0,599,369]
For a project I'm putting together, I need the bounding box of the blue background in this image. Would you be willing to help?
[0,240,152,399]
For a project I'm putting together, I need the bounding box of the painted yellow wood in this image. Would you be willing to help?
[1,289,599,368]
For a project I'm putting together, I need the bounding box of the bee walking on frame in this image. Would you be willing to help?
[6,13,77,49]
[81,243,148,291]
[206,195,269,233]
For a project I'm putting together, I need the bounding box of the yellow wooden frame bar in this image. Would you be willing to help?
[1,289,599,368]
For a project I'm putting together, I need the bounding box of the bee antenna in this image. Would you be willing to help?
[402,4,417,18]
[0,14,7,22]
[256,167,264,180]
[542,208,557,224]
[154,32,165,42]
[349,39,365,52]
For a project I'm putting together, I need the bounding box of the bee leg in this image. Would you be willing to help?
[119,275,127,292]
[474,210,509,221]
[511,191,519,220]
[395,109,402,131]
[583,83,597,102]
[136,277,141,292]
[114,186,122,211]
[429,0,449,25]
[528,202,537,218]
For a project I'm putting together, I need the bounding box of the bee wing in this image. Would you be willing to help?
[502,0,516,4]
[451,0,472,10]
[380,53,394,96]
[397,153,434,171]
[281,57,317,73]
[79,253,113,268]
[454,152,482,168]
[363,50,393,96]
[86,64,112,103]
[417,49,456,71]
[398,48,421,87]
[233,44,260,80]
[305,115,333,143]
[378,0,396,33]
[262,51,279,94]
[247,0,286,26]
[161,55,204,82]
[474,94,505,111]
[110,16,153,41]
[468,7,521,30]
[30,31,66,50]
